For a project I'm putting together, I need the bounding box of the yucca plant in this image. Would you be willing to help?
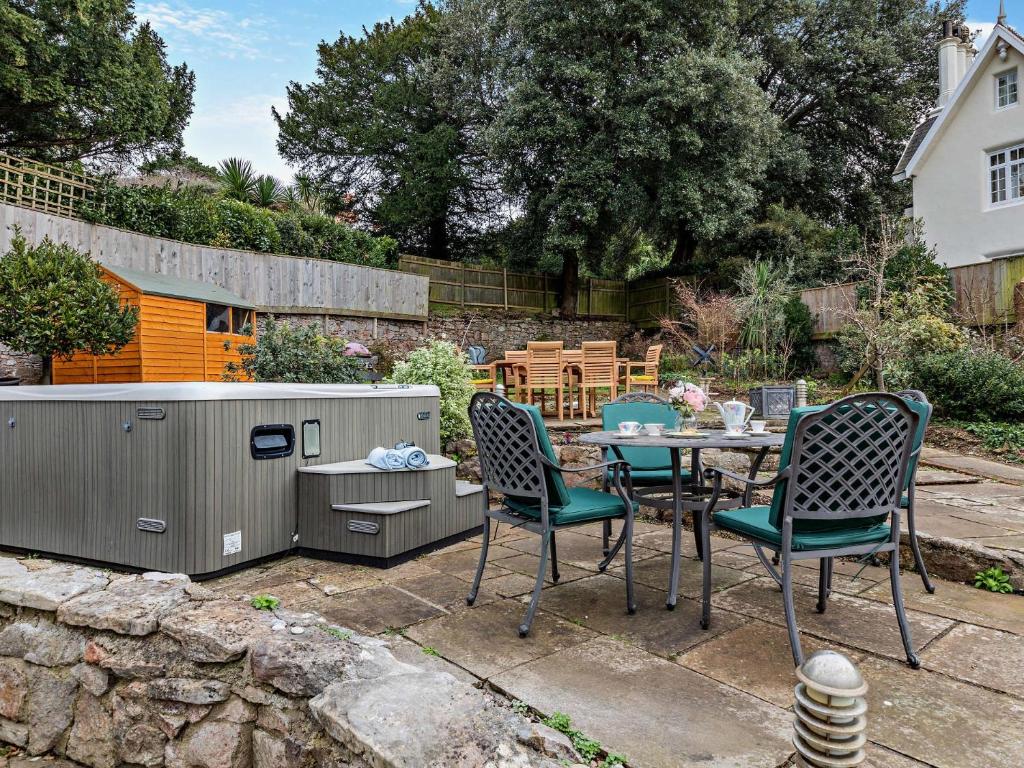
[217,157,257,201]
[288,174,325,214]
[251,175,286,208]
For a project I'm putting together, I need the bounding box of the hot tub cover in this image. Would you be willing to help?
[0,382,439,402]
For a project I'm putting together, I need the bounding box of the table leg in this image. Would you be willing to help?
[745,448,769,507]
[691,448,704,562]
[667,447,683,610]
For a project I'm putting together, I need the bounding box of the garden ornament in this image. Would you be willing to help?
[796,379,808,408]
[793,650,868,767]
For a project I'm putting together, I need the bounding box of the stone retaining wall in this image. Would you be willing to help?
[0,557,580,768]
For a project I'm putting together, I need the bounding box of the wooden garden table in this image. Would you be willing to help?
[578,429,785,609]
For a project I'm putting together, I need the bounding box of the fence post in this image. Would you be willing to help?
[503,268,508,311]
[460,263,466,309]
[625,280,631,322]
[588,278,594,317]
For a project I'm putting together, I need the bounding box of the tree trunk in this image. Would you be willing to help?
[426,215,449,261]
[559,251,580,318]
[671,223,698,271]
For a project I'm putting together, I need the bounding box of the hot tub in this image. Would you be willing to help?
[0,382,458,576]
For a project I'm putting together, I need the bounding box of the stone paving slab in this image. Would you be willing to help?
[405,600,596,679]
[676,620,851,707]
[502,529,662,570]
[921,449,1024,485]
[315,585,446,635]
[490,636,794,768]
[864,744,934,767]
[419,543,523,581]
[915,469,980,485]
[715,578,954,661]
[861,656,1024,768]
[900,503,1021,540]
[392,571,502,613]
[607,553,755,599]
[536,575,747,659]
[919,623,1024,697]
[492,552,593,585]
[861,573,1024,635]
[923,482,1024,500]
[741,558,879,597]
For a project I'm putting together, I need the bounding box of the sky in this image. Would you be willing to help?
[137,0,1010,184]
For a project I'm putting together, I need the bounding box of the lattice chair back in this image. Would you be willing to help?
[644,344,663,376]
[779,393,918,527]
[526,342,564,388]
[895,390,932,491]
[581,341,617,387]
[468,392,548,503]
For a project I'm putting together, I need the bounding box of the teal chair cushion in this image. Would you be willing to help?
[510,403,572,508]
[606,467,691,485]
[714,506,891,552]
[767,399,927,533]
[903,399,931,491]
[601,401,678,472]
[507,486,638,525]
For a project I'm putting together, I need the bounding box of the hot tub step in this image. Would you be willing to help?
[455,481,483,498]
[331,499,430,515]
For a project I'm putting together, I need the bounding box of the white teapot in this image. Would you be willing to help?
[713,400,755,433]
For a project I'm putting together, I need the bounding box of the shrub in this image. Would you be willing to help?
[0,233,138,381]
[387,340,475,445]
[223,317,364,383]
[83,184,221,244]
[783,295,816,375]
[897,349,1024,421]
[215,199,281,253]
[276,211,398,268]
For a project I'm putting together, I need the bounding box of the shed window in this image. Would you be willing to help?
[990,144,1024,206]
[302,419,321,458]
[206,304,230,333]
[232,308,253,335]
[997,69,1019,109]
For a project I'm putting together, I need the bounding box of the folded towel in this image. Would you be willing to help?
[395,445,430,469]
[366,447,407,470]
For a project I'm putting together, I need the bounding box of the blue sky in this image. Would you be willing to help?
[138,0,1009,183]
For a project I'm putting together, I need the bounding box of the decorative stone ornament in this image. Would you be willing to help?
[793,650,868,767]
[796,379,808,408]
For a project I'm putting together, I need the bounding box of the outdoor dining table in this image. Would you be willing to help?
[578,429,786,609]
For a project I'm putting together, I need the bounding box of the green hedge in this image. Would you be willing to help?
[81,184,398,269]
[897,349,1024,421]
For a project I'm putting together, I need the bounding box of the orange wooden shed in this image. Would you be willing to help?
[53,265,256,384]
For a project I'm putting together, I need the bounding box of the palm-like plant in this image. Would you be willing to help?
[217,158,257,201]
[251,175,286,208]
[289,174,325,214]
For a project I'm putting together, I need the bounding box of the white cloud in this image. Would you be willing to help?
[186,95,295,182]
[137,2,270,59]
[968,21,996,50]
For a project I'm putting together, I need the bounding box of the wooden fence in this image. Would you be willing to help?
[0,204,429,320]
[0,153,96,219]
[800,255,1024,337]
[398,254,673,326]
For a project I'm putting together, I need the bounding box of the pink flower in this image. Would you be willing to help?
[682,389,706,412]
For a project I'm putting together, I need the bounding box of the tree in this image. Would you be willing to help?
[252,175,287,209]
[488,0,779,314]
[0,1,194,166]
[217,158,258,202]
[737,0,965,226]
[0,233,138,382]
[275,8,502,261]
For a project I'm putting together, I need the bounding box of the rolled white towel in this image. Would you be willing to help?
[395,446,430,469]
[366,447,406,470]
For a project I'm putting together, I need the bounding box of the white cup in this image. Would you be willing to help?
[618,421,641,435]
[749,420,766,434]
[643,423,664,437]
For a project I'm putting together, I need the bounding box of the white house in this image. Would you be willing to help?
[894,6,1024,267]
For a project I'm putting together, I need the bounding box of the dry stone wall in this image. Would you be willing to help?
[0,556,579,768]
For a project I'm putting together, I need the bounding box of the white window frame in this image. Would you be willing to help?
[989,142,1024,209]
[996,68,1019,110]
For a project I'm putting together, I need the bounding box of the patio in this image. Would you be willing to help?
[204,455,1024,768]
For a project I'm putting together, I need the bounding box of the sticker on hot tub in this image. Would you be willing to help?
[223,531,242,556]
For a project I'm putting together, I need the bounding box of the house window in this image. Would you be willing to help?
[205,304,230,333]
[997,69,1019,109]
[990,144,1024,206]
[231,307,253,335]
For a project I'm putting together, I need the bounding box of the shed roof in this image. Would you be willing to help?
[102,265,255,309]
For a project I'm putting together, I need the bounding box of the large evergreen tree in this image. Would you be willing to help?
[0,0,194,166]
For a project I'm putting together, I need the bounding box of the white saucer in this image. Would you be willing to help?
[721,432,749,438]
[615,433,641,439]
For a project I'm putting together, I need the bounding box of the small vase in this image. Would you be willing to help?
[676,412,697,432]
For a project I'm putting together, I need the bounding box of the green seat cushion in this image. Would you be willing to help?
[605,467,691,485]
[602,401,678,472]
[507,486,638,525]
[510,403,572,508]
[901,493,909,508]
[714,506,891,551]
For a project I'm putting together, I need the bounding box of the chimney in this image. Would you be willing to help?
[937,20,965,109]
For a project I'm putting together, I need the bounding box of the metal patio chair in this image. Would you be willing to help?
[697,393,924,668]
[467,392,638,636]
[897,389,936,593]
[599,392,697,553]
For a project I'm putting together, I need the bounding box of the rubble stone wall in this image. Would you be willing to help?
[0,557,577,768]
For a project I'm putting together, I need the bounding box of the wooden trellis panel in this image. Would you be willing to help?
[0,153,96,219]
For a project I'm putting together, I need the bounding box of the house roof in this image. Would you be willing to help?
[102,265,255,309]
[893,23,1024,181]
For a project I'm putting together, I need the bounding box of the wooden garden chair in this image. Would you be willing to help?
[622,344,663,393]
[467,392,638,636]
[698,392,925,667]
[525,341,565,419]
[579,340,618,418]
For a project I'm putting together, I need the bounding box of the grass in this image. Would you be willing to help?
[542,711,628,767]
